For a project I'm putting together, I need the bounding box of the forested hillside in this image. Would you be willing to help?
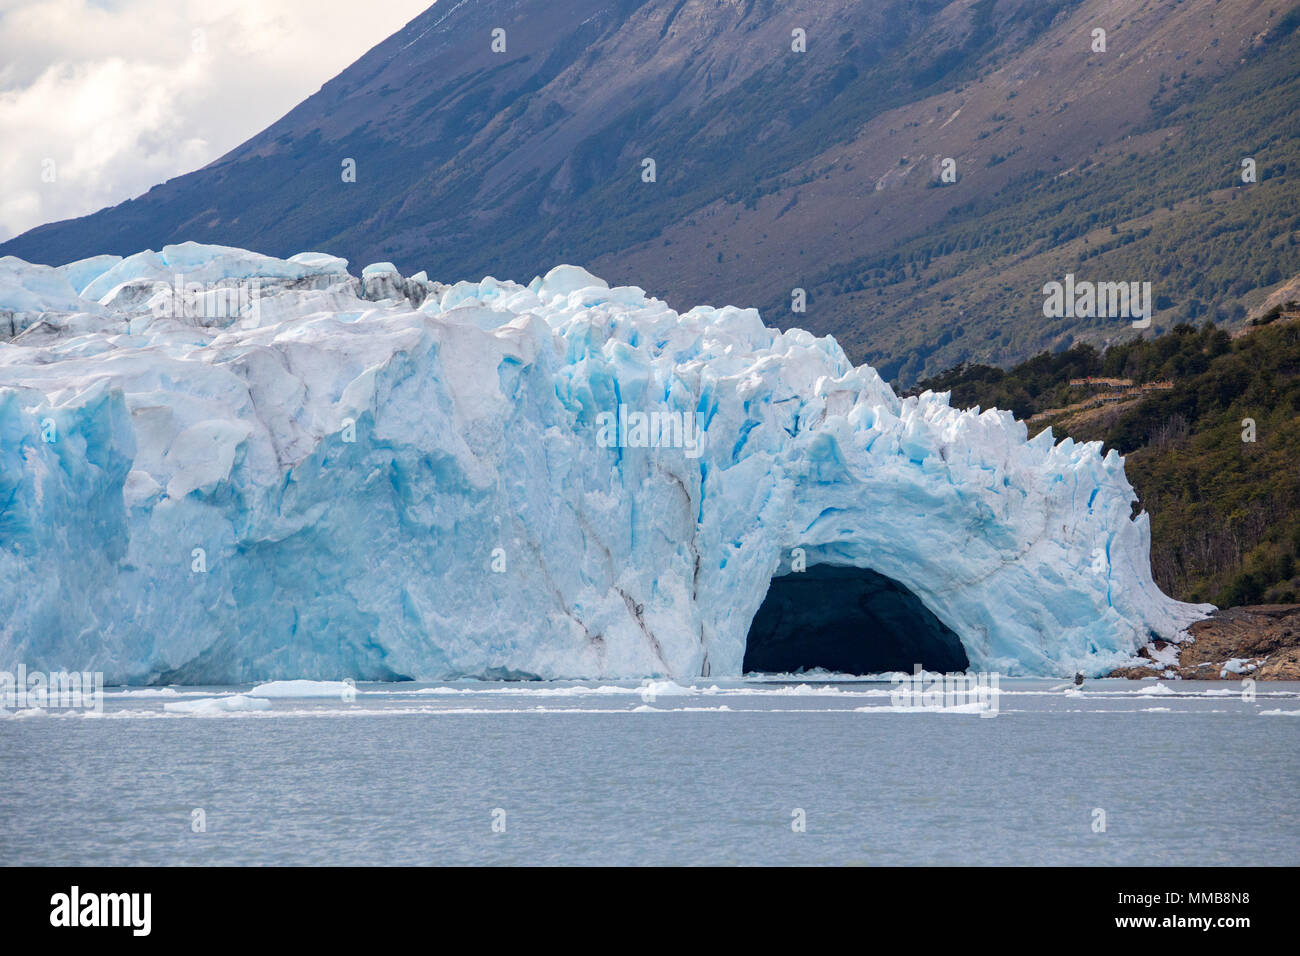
[826,13,1300,382]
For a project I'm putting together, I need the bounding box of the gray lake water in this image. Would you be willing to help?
[2,677,1297,866]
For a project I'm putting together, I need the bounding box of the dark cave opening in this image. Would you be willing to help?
[742,564,970,675]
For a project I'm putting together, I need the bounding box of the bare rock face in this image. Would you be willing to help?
[1256,647,1300,681]
[1109,605,1300,680]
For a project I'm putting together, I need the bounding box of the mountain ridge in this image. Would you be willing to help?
[3,0,1297,382]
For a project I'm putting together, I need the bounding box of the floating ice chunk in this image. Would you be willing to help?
[0,707,48,719]
[248,680,355,698]
[854,702,990,715]
[639,680,693,699]
[163,695,272,714]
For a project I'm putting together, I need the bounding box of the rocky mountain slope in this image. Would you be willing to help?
[1109,605,1300,680]
[4,0,1297,382]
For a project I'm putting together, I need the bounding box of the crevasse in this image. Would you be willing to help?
[0,243,1210,683]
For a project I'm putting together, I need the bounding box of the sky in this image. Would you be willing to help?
[0,0,433,242]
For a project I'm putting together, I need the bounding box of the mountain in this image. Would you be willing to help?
[2,0,1298,383]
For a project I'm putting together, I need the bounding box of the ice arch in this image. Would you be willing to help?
[742,564,968,675]
[0,248,1211,682]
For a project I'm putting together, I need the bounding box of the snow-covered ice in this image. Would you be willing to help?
[0,243,1211,683]
[162,694,271,714]
[248,680,354,698]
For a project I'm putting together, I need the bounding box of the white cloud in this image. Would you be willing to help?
[0,0,432,243]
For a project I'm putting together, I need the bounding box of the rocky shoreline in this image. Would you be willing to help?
[1108,604,1300,680]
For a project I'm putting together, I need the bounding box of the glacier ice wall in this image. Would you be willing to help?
[0,243,1210,682]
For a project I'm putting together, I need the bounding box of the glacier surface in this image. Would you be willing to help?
[0,243,1210,683]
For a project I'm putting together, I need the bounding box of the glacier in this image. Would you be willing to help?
[0,242,1211,683]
